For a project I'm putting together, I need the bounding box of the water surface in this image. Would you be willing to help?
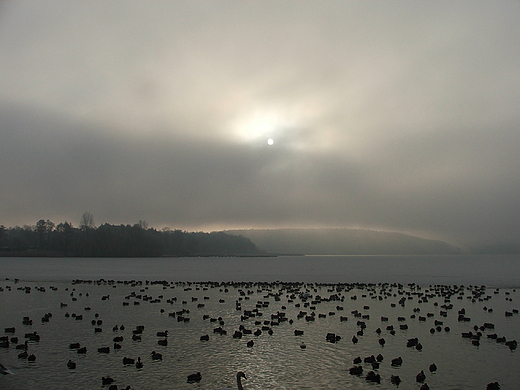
[0,255,519,389]
[1,254,519,286]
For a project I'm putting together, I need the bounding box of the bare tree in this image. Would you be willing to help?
[138,220,149,230]
[79,212,95,230]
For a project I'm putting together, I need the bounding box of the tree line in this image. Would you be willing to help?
[0,215,263,257]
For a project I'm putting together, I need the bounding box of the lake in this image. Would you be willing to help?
[1,254,520,286]
[0,255,519,389]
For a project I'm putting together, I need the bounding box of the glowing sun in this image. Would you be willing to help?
[232,109,287,145]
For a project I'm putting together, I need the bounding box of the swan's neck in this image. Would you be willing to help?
[237,376,244,390]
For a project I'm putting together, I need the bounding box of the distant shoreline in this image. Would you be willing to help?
[0,252,303,258]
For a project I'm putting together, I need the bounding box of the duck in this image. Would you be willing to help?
[135,357,143,369]
[416,370,426,382]
[187,372,202,382]
[102,377,115,385]
[365,371,381,383]
[18,351,29,359]
[390,375,402,385]
[364,355,376,363]
[429,363,437,373]
[157,338,168,346]
[67,360,76,369]
[123,357,135,365]
[151,351,162,360]
[407,337,419,347]
[391,357,403,367]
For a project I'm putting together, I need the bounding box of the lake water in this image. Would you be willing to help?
[0,255,519,389]
[1,254,520,286]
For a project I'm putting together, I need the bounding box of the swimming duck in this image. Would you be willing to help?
[151,351,162,360]
[349,366,363,376]
[187,372,202,382]
[123,357,135,365]
[18,351,28,359]
[391,357,403,366]
[365,371,381,383]
[102,377,115,385]
[390,375,402,385]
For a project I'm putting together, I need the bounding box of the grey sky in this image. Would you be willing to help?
[1,1,519,247]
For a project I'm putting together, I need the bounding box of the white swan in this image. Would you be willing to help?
[217,372,247,390]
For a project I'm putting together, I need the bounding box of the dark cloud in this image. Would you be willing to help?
[1,1,519,247]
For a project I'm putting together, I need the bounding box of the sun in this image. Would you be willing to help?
[232,109,287,145]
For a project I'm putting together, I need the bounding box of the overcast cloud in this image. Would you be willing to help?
[1,1,519,247]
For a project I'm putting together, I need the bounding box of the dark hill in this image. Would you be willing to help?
[225,228,461,255]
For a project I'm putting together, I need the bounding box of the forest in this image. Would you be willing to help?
[0,215,263,258]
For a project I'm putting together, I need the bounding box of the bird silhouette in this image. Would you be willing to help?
[216,371,247,390]
[187,372,202,383]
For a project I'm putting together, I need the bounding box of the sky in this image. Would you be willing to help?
[1,1,519,248]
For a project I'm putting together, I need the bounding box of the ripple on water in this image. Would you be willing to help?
[0,279,519,389]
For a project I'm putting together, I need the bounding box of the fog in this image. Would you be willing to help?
[1,1,519,247]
